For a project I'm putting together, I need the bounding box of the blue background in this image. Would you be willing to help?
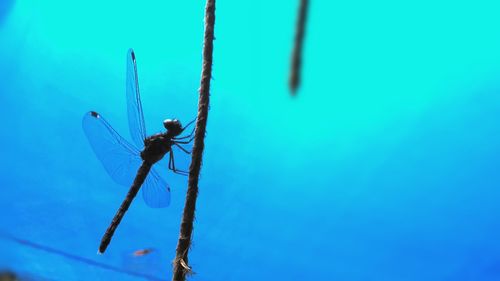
[1,0,500,280]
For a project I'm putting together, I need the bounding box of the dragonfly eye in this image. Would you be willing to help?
[163,119,172,129]
[163,119,183,132]
[173,119,182,128]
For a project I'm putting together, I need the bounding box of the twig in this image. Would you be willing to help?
[289,0,309,95]
[171,0,216,280]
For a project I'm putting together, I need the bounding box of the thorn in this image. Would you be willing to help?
[180,259,191,271]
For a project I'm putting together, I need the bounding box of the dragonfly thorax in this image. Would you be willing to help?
[141,133,172,164]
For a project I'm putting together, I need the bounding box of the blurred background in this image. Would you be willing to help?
[1,0,500,280]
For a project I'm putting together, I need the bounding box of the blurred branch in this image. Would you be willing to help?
[289,0,309,95]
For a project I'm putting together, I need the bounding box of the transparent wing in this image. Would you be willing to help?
[82,111,142,187]
[126,48,147,148]
[142,168,171,208]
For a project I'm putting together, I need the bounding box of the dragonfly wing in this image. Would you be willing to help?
[82,111,142,187]
[126,48,147,148]
[142,168,171,208]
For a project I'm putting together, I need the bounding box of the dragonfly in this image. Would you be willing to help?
[82,49,194,254]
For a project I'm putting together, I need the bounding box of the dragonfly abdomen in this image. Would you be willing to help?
[99,161,152,254]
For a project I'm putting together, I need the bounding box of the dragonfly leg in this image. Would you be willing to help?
[183,117,197,131]
[174,128,194,141]
[174,143,191,154]
[169,148,189,176]
[174,136,194,144]
[168,150,173,170]
[174,118,196,140]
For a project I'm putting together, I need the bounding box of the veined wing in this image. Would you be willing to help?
[142,168,171,208]
[126,48,147,148]
[82,111,142,187]
[83,111,170,208]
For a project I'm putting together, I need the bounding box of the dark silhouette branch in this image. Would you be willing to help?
[289,0,309,94]
[171,0,216,280]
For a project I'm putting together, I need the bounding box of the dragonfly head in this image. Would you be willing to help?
[163,118,183,136]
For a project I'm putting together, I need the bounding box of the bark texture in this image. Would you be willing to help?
[171,0,216,280]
